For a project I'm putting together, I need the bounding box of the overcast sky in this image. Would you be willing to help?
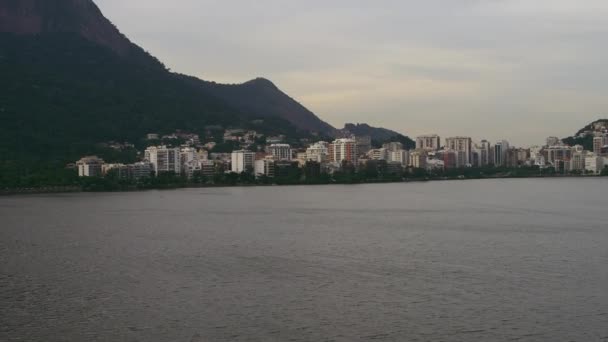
[95,0,608,146]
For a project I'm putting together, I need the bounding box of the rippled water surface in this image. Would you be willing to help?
[1,178,608,341]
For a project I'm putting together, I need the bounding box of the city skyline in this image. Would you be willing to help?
[95,0,608,146]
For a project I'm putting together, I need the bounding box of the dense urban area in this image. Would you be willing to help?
[55,120,608,192]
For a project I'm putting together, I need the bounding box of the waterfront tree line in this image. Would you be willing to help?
[2,160,606,194]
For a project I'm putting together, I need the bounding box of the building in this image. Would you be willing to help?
[145,146,181,175]
[389,150,409,166]
[306,142,329,163]
[180,147,198,163]
[409,150,427,169]
[494,140,510,167]
[355,136,372,155]
[445,137,472,167]
[471,150,480,167]
[546,146,572,166]
[516,148,530,165]
[268,144,292,160]
[478,140,493,167]
[328,138,358,165]
[254,157,275,178]
[505,148,520,168]
[530,146,544,166]
[426,158,444,171]
[231,150,255,173]
[569,151,587,172]
[274,160,300,178]
[295,152,308,167]
[585,155,604,175]
[442,150,457,170]
[593,136,608,156]
[416,135,441,151]
[182,160,202,179]
[102,163,128,178]
[382,142,404,152]
[129,161,153,179]
[200,160,218,177]
[368,148,389,161]
[76,156,104,177]
[180,147,199,174]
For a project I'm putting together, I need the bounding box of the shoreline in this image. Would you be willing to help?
[1,174,603,196]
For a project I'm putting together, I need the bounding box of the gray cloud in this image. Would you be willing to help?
[96,0,608,145]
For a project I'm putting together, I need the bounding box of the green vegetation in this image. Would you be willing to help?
[3,163,596,194]
[562,119,608,150]
[0,33,306,184]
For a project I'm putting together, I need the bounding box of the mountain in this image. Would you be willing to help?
[0,0,155,64]
[340,123,415,148]
[562,119,608,150]
[0,0,335,166]
[183,76,336,135]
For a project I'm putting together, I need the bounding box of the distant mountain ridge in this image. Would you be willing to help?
[183,76,336,135]
[0,0,337,163]
[341,123,415,148]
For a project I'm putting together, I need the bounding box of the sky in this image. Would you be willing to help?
[95,0,608,146]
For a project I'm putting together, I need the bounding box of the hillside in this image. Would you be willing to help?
[0,0,334,165]
[562,119,608,150]
[341,123,415,148]
[183,76,335,135]
[0,33,244,160]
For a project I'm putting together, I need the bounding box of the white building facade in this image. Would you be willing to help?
[306,142,329,163]
[145,146,181,175]
[268,144,292,161]
[416,135,441,151]
[445,137,473,167]
[77,156,104,177]
[231,150,255,173]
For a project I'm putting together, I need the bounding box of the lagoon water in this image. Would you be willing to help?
[1,178,608,341]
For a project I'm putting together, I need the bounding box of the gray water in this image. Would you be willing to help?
[1,178,607,342]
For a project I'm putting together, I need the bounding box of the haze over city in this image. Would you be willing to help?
[93,0,608,145]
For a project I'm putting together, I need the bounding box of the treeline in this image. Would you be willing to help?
[3,163,606,193]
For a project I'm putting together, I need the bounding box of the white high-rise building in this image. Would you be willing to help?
[180,147,198,169]
[145,146,181,175]
[445,137,472,167]
[76,156,104,177]
[305,142,329,163]
[585,155,604,175]
[254,157,275,178]
[409,150,427,169]
[494,140,510,167]
[231,150,255,173]
[569,151,587,172]
[328,138,358,165]
[368,148,389,160]
[382,142,404,152]
[389,150,409,166]
[268,144,292,160]
[593,135,608,155]
[416,135,441,151]
[477,140,493,166]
